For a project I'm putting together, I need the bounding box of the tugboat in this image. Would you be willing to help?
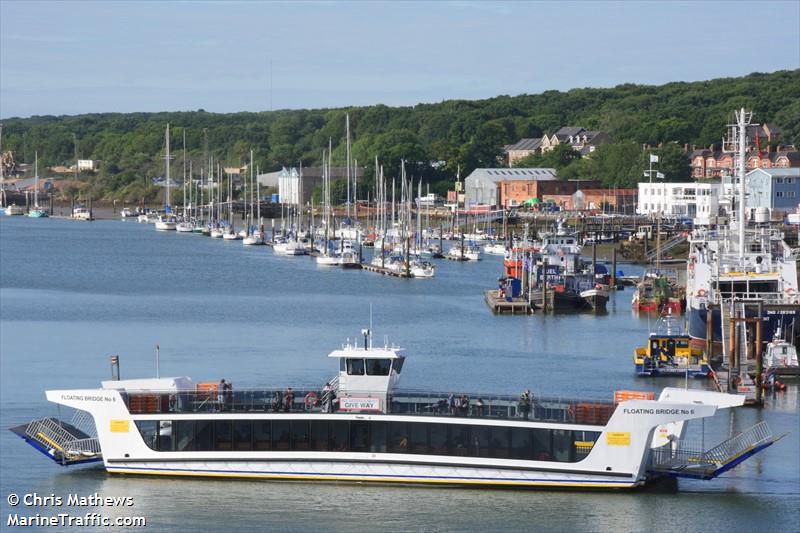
[634,312,710,378]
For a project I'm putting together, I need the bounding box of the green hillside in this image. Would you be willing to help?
[1,69,798,201]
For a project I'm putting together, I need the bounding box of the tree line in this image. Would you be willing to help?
[1,69,797,202]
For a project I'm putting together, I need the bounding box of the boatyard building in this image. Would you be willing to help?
[464,168,556,208]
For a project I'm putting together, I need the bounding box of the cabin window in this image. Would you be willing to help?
[510,427,532,460]
[350,422,369,452]
[490,427,510,459]
[309,421,328,451]
[389,422,409,453]
[346,359,365,376]
[408,423,428,454]
[370,422,388,453]
[449,425,470,456]
[471,426,490,457]
[365,358,391,376]
[214,421,232,451]
[175,420,195,451]
[429,424,448,454]
[136,419,595,463]
[273,420,291,450]
[532,428,552,461]
[329,421,349,452]
[574,430,601,460]
[157,421,173,451]
[135,420,158,450]
[234,421,252,451]
[253,421,271,450]
[552,429,573,462]
[291,421,310,450]
[195,420,212,451]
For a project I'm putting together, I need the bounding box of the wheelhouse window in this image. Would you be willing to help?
[346,359,365,376]
[365,358,391,376]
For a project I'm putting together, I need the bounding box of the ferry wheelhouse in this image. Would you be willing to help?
[11,332,779,489]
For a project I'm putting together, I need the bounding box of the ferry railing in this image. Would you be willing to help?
[123,388,617,426]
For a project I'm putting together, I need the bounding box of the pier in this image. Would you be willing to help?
[360,263,410,277]
[484,290,533,315]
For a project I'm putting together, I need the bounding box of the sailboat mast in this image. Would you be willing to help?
[345,113,351,220]
[165,124,170,212]
[182,129,187,219]
[34,151,38,207]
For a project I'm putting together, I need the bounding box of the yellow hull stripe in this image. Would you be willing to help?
[107,468,635,489]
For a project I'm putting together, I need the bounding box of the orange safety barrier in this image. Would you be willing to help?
[196,382,220,400]
[614,390,655,404]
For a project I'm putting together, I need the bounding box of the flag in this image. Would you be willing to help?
[650,154,659,163]
[656,172,665,179]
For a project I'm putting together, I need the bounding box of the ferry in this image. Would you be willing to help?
[10,331,779,489]
[634,313,710,378]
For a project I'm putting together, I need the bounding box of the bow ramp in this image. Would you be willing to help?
[9,412,102,466]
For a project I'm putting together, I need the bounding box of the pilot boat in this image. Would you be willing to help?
[10,331,778,489]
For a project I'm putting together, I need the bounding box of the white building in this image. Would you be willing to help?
[637,182,721,222]
[464,168,556,208]
[77,159,99,171]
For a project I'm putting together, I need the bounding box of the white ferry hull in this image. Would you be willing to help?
[104,459,637,489]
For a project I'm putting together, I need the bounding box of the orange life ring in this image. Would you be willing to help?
[304,392,319,408]
[697,289,707,297]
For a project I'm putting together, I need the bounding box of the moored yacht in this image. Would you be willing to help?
[10,331,779,489]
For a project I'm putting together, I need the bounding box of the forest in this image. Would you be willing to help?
[1,69,798,202]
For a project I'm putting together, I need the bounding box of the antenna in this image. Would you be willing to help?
[155,343,160,379]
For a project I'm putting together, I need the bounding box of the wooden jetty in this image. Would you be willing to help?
[361,263,410,278]
[484,290,533,315]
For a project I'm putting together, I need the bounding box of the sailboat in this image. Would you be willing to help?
[27,152,48,218]
[155,124,177,231]
[176,132,194,233]
[316,145,340,265]
[243,151,265,245]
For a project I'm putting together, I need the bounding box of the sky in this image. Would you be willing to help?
[1,0,799,118]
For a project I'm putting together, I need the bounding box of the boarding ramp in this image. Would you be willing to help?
[9,413,101,466]
[647,421,780,480]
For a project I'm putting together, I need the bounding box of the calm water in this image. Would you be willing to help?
[0,216,797,532]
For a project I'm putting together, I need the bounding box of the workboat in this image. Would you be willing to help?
[10,331,780,489]
[338,239,361,268]
[634,313,710,378]
[579,285,609,312]
[72,206,93,221]
[763,329,799,377]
